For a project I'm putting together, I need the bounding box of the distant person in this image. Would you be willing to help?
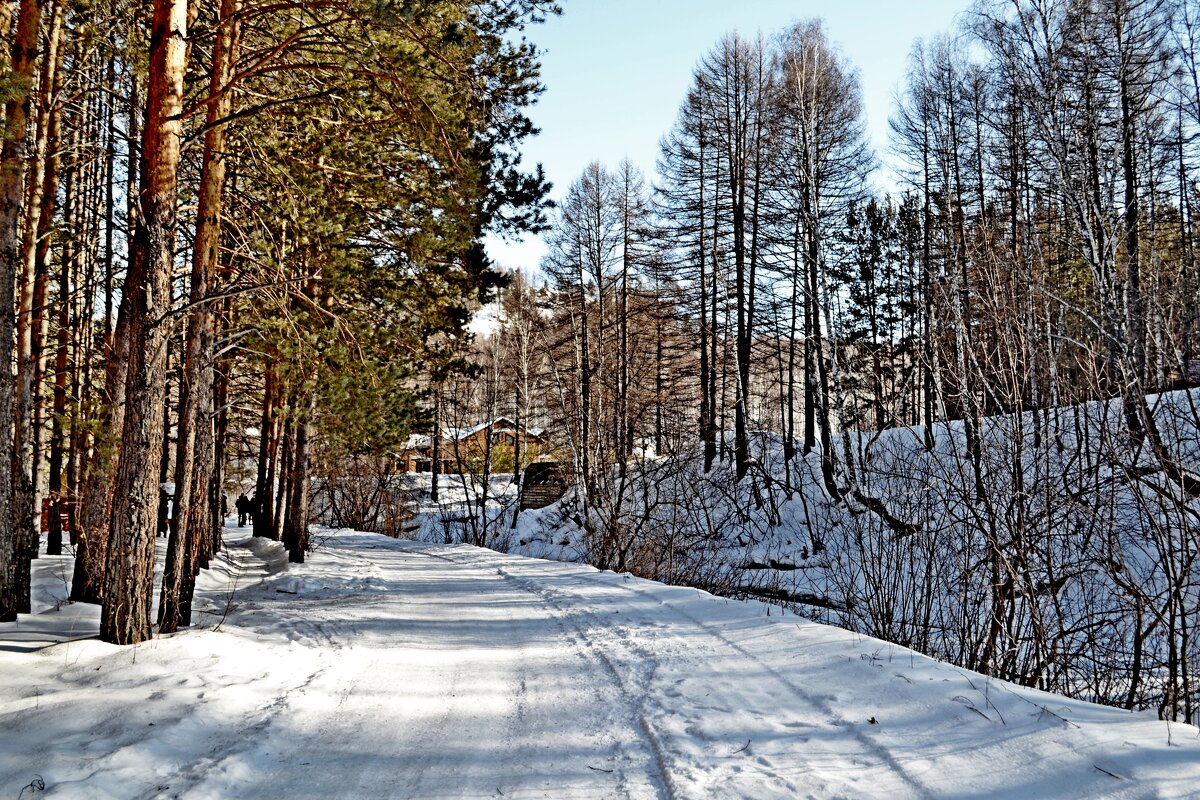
[221,493,228,519]
[157,489,170,537]
[248,493,258,525]
[236,492,249,526]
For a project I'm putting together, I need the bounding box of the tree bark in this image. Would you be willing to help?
[210,307,231,557]
[160,0,239,633]
[100,0,188,645]
[430,383,441,503]
[282,398,313,563]
[274,413,293,542]
[72,42,143,605]
[0,0,44,621]
[14,0,62,562]
[254,363,278,538]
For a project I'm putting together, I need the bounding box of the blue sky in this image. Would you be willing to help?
[487,0,971,273]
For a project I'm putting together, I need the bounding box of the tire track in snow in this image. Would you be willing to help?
[407,545,674,800]
[377,554,634,799]
[496,567,678,800]
[493,563,740,798]
[190,539,629,799]
[523,558,937,800]
[419,543,934,798]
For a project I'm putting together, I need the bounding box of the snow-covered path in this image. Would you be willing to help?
[193,538,668,799]
[2,529,1199,799]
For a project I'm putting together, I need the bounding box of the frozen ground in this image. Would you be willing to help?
[2,527,1199,799]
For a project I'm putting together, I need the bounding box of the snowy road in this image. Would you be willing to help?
[197,539,669,799]
[2,529,1199,799]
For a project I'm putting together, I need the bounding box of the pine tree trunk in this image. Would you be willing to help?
[0,0,44,621]
[100,0,188,645]
[283,400,313,563]
[14,0,62,563]
[71,295,131,604]
[50,84,85,566]
[102,51,116,341]
[254,364,277,538]
[274,414,293,542]
[160,0,238,632]
[47,155,73,562]
[29,1,64,555]
[210,311,230,556]
[71,48,142,605]
[430,385,441,503]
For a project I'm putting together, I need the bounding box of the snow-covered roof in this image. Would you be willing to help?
[443,417,534,441]
[397,418,543,453]
[402,433,432,450]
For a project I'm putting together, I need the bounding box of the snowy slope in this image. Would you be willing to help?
[2,529,1198,799]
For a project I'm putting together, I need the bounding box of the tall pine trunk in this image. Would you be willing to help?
[210,310,231,556]
[14,0,62,563]
[0,0,44,621]
[71,50,142,604]
[430,384,441,503]
[100,0,188,645]
[282,397,314,563]
[274,413,293,542]
[30,1,65,555]
[254,363,278,538]
[160,0,239,633]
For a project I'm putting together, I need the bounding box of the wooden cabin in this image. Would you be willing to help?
[397,417,549,475]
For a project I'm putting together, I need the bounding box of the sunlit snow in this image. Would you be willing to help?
[2,527,1198,799]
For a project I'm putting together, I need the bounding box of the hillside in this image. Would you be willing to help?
[415,389,1192,715]
[3,528,1198,799]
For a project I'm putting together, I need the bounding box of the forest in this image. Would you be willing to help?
[0,0,1197,734]
[0,0,560,641]
[444,0,1200,725]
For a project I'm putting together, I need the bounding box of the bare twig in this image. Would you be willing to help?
[17,775,45,799]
